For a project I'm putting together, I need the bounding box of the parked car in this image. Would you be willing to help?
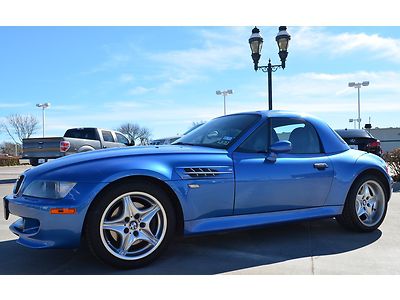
[22,127,133,166]
[4,111,392,268]
[335,129,383,156]
[149,123,205,145]
[149,136,180,145]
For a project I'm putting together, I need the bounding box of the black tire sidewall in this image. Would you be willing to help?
[344,174,388,232]
[85,181,176,269]
[30,158,39,166]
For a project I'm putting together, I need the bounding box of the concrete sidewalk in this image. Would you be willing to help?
[0,165,31,184]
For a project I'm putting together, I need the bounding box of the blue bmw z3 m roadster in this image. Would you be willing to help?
[3,111,393,268]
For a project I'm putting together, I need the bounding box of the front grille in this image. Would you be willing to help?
[13,175,24,195]
[183,167,232,178]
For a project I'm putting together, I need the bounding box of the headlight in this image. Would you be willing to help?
[23,180,77,199]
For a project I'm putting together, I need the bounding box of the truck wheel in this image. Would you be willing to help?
[85,181,176,269]
[336,174,388,232]
[29,158,39,166]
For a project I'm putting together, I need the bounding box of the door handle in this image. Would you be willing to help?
[314,163,328,170]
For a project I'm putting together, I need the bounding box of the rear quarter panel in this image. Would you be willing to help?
[325,149,390,206]
[65,137,101,154]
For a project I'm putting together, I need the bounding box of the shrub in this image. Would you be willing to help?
[0,156,20,166]
[383,148,400,182]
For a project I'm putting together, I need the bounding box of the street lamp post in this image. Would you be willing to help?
[349,118,357,129]
[36,102,50,137]
[216,89,233,115]
[348,81,369,129]
[249,26,291,110]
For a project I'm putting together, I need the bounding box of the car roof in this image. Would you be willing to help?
[223,110,350,154]
[336,129,373,138]
[223,110,313,119]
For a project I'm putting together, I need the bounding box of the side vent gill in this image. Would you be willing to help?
[183,167,232,178]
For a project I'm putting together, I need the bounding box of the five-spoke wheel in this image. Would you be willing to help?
[354,180,386,227]
[100,192,167,260]
[85,181,175,268]
[336,175,388,232]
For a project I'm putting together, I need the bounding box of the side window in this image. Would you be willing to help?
[64,128,98,140]
[102,130,114,142]
[236,123,269,153]
[271,118,323,154]
[116,133,130,145]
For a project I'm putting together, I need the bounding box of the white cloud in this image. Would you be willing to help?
[148,27,249,72]
[85,53,132,74]
[128,86,154,95]
[50,104,86,111]
[119,73,135,83]
[292,27,400,63]
[0,102,30,108]
[231,70,400,118]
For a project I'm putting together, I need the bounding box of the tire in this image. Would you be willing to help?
[85,181,176,269]
[336,174,388,232]
[29,158,39,166]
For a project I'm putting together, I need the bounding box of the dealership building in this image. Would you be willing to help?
[370,127,400,153]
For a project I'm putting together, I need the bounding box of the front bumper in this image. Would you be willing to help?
[3,194,84,248]
[3,182,104,249]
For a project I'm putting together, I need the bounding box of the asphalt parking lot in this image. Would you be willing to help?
[1,178,399,275]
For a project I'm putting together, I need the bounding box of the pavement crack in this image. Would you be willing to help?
[307,221,316,275]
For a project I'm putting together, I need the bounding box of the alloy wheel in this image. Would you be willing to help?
[99,191,167,260]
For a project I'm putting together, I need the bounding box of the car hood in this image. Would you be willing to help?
[24,145,228,176]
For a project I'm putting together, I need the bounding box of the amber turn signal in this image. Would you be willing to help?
[50,208,77,215]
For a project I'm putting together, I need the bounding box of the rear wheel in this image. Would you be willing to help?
[85,181,176,269]
[336,174,388,232]
[29,158,39,166]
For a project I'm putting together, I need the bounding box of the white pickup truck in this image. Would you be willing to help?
[22,127,133,166]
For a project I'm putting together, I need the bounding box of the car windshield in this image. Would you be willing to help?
[173,114,261,149]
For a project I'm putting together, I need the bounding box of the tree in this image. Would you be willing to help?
[0,114,39,144]
[138,127,152,145]
[0,142,21,156]
[116,122,152,146]
[192,121,206,128]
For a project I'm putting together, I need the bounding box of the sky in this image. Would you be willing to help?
[1,26,400,142]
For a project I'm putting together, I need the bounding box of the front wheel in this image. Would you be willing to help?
[336,175,388,232]
[85,181,176,269]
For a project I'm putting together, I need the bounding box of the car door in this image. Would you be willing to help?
[101,130,118,149]
[233,117,334,215]
[115,132,131,147]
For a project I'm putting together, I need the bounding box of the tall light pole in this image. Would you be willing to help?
[348,81,369,129]
[349,118,357,129]
[36,102,50,137]
[249,26,291,110]
[216,89,233,115]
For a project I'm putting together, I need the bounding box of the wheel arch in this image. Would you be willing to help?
[78,145,96,152]
[82,175,185,240]
[350,168,391,202]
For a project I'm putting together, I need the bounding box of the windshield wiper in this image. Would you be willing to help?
[172,142,196,146]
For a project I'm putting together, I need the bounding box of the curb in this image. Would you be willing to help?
[0,179,17,184]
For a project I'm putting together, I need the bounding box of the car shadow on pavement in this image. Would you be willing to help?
[0,218,381,275]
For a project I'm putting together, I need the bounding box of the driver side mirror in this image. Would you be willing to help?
[266,140,292,162]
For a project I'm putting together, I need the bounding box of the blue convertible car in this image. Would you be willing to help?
[3,111,393,268]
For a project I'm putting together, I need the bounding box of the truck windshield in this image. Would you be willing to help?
[64,128,98,140]
[173,114,261,149]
